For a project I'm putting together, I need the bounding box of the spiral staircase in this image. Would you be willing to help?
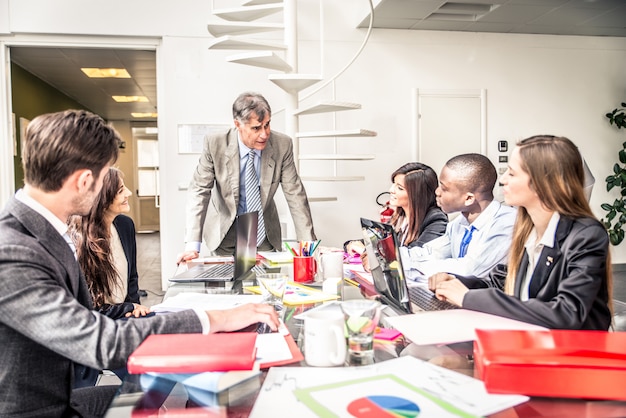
[207,0,376,202]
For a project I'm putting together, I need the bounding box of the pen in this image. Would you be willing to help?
[284,242,298,256]
[309,239,321,256]
[344,278,360,287]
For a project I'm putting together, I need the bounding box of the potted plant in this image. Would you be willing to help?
[601,102,626,245]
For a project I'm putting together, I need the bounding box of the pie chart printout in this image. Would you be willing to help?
[347,395,420,418]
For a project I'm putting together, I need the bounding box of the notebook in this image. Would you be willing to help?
[127,332,258,374]
[360,217,457,314]
[170,211,263,283]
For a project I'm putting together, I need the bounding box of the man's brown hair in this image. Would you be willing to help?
[22,109,120,191]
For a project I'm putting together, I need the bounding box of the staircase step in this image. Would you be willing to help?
[227,51,292,71]
[213,4,283,22]
[208,35,286,51]
[293,101,361,116]
[268,74,322,93]
[207,22,283,37]
[243,0,283,5]
[296,129,377,138]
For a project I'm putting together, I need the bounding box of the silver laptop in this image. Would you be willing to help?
[170,212,262,283]
[360,217,457,314]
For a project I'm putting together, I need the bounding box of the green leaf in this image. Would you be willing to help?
[609,231,619,246]
[601,203,614,211]
[614,163,621,174]
[620,150,626,164]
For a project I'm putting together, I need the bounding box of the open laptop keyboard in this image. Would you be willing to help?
[408,285,458,311]
[196,263,234,278]
[196,264,266,279]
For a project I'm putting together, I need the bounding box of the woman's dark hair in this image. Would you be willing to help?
[68,167,123,307]
[390,162,439,245]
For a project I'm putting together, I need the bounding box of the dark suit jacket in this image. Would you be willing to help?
[459,216,611,330]
[0,197,202,417]
[185,128,315,253]
[97,215,140,319]
[406,206,448,248]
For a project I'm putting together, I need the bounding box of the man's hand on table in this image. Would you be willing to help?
[176,250,199,265]
[206,303,280,333]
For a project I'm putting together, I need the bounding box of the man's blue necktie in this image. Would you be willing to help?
[458,225,476,257]
[245,150,266,245]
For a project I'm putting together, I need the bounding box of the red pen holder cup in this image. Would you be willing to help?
[293,256,317,283]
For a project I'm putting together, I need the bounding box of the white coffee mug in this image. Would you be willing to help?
[304,310,346,367]
[320,251,344,280]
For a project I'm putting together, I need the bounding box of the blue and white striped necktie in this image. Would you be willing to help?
[245,150,266,245]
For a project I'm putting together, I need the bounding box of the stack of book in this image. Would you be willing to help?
[128,333,261,407]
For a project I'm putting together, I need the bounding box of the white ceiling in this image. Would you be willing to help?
[10,47,157,122]
[9,0,626,122]
[358,0,626,36]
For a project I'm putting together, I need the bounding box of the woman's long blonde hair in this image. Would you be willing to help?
[504,136,612,304]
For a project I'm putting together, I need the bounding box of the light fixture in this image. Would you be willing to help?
[131,112,158,118]
[426,2,500,22]
[112,95,149,103]
[81,68,131,78]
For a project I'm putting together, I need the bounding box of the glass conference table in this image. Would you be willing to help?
[105,277,626,417]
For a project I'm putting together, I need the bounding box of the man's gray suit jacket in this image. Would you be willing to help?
[185,128,315,253]
[0,197,202,417]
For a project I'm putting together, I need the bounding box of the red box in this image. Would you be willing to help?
[474,329,626,401]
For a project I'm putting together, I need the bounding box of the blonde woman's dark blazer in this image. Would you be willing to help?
[459,216,611,330]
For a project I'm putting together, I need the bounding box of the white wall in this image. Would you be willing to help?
[2,0,626,288]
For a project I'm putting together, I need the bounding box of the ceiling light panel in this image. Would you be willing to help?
[81,68,131,78]
[112,95,149,103]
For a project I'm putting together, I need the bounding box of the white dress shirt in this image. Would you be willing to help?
[400,200,517,281]
[520,212,560,301]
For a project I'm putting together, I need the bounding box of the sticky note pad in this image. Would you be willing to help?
[374,328,402,341]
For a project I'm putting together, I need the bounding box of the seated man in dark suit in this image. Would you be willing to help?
[0,109,279,417]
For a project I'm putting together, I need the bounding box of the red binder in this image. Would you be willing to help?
[474,329,626,400]
[128,333,258,374]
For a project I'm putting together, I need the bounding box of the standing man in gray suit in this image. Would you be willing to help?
[0,109,279,417]
[177,92,316,261]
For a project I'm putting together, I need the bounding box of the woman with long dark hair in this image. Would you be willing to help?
[347,162,448,258]
[69,167,150,319]
[388,162,448,248]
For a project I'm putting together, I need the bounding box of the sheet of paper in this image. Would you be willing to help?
[194,256,234,263]
[249,356,528,418]
[386,309,548,346]
[295,374,467,418]
[347,267,373,284]
[258,251,293,264]
[151,293,263,313]
[244,283,338,305]
[256,332,293,365]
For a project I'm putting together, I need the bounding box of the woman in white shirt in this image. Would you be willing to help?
[69,167,150,319]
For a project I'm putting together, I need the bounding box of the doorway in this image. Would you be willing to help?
[133,125,160,232]
[1,37,163,287]
[413,88,487,176]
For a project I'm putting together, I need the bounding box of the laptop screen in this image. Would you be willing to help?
[234,211,258,278]
[169,211,259,282]
[360,217,412,314]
